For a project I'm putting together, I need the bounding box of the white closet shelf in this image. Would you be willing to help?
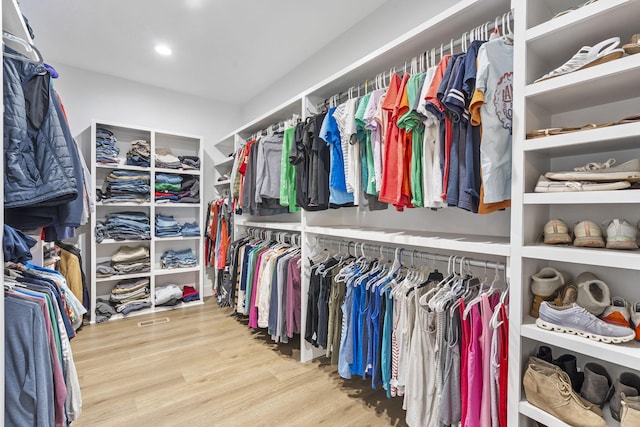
[155,167,200,176]
[519,400,617,427]
[155,203,200,208]
[154,236,201,242]
[215,157,234,168]
[97,238,152,245]
[214,133,235,148]
[96,202,151,207]
[155,266,201,276]
[523,122,640,156]
[304,226,510,256]
[525,54,640,114]
[236,221,302,232]
[522,244,640,270]
[95,272,151,283]
[96,164,150,172]
[214,180,231,186]
[523,191,640,205]
[153,300,204,313]
[521,324,640,370]
[526,0,630,46]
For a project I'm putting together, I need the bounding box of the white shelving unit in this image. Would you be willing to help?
[512,1,640,425]
[89,120,204,323]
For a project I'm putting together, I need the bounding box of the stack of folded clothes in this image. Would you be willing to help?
[177,176,200,204]
[155,173,182,203]
[182,285,200,303]
[180,222,200,236]
[160,248,197,269]
[155,214,181,237]
[99,170,150,203]
[95,245,151,277]
[109,277,151,315]
[155,147,182,169]
[96,211,151,243]
[126,140,151,167]
[96,128,119,165]
[155,284,183,307]
[179,155,200,170]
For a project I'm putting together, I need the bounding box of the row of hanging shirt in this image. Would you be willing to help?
[228,27,513,216]
[4,225,85,427]
[306,243,509,427]
[227,231,303,343]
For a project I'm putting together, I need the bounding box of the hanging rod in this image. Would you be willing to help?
[315,237,505,271]
[317,9,514,110]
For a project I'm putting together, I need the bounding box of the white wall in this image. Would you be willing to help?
[240,0,461,123]
[50,63,241,295]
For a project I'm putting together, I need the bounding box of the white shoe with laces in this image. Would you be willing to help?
[545,158,640,182]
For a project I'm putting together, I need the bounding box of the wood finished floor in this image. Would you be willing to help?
[71,298,407,426]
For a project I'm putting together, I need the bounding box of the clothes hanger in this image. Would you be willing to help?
[2,31,43,65]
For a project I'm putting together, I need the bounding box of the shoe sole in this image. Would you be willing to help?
[606,240,639,250]
[573,236,605,248]
[534,181,631,192]
[544,234,572,244]
[545,171,640,182]
[535,317,636,344]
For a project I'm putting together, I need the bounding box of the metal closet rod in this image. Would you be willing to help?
[317,9,514,109]
[316,237,505,271]
[245,227,301,245]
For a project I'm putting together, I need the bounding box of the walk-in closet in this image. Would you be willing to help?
[3,0,640,425]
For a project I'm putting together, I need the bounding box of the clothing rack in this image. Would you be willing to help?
[316,236,506,272]
[318,9,514,109]
[245,227,301,246]
[247,113,302,143]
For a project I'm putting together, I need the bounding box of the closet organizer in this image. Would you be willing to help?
[213,0,521,426]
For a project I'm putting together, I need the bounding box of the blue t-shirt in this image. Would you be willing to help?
[320,107,354,205]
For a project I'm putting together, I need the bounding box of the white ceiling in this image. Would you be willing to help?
[19,0,389,105]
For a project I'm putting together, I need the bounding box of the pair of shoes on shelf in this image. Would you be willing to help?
[523,355,606,427]
[601,297,640,341]
[532,346,640,422]
[534,36,625,83]
[544,158,640,183]
[534,175,631,192]
[543,218,639,250]
[527,114,640,140]
[529,267,575,317]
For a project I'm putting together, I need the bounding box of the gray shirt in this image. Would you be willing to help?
[255,134,284,202]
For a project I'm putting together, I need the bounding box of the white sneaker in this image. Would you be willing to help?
[534,175,631,192]
[573,220,605,248]
[544,219,572,245]
[604,219,638,250]
[544,158,640,182]
[537,302,635,344]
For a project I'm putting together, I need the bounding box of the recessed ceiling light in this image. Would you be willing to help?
[155,44,172,56]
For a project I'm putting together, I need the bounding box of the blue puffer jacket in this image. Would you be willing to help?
[3,54,77,209]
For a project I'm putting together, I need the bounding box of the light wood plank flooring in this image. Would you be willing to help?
[71,298,407,426]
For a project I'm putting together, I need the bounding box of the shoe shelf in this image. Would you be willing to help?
[525,54,640,114]
[526,0,631,49]
[152,300,204,313]
[100,307,156,323]
[524,191,640,205]
[524,122,640,157]
[216,156,234,168]
[214,180,231,187]
[304,225,511,257]
[521,324,640,370]
[519,400,617,427]
[522,244,640,270]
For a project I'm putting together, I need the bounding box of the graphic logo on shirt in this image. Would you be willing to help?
[494,72,513,131]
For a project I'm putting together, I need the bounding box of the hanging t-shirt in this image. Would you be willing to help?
[333,98,360,203]
[311,112,331,208]
[474,36,514,204]
[321,107,354,206]
[363,89,385,193]
[280,125,299,212]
